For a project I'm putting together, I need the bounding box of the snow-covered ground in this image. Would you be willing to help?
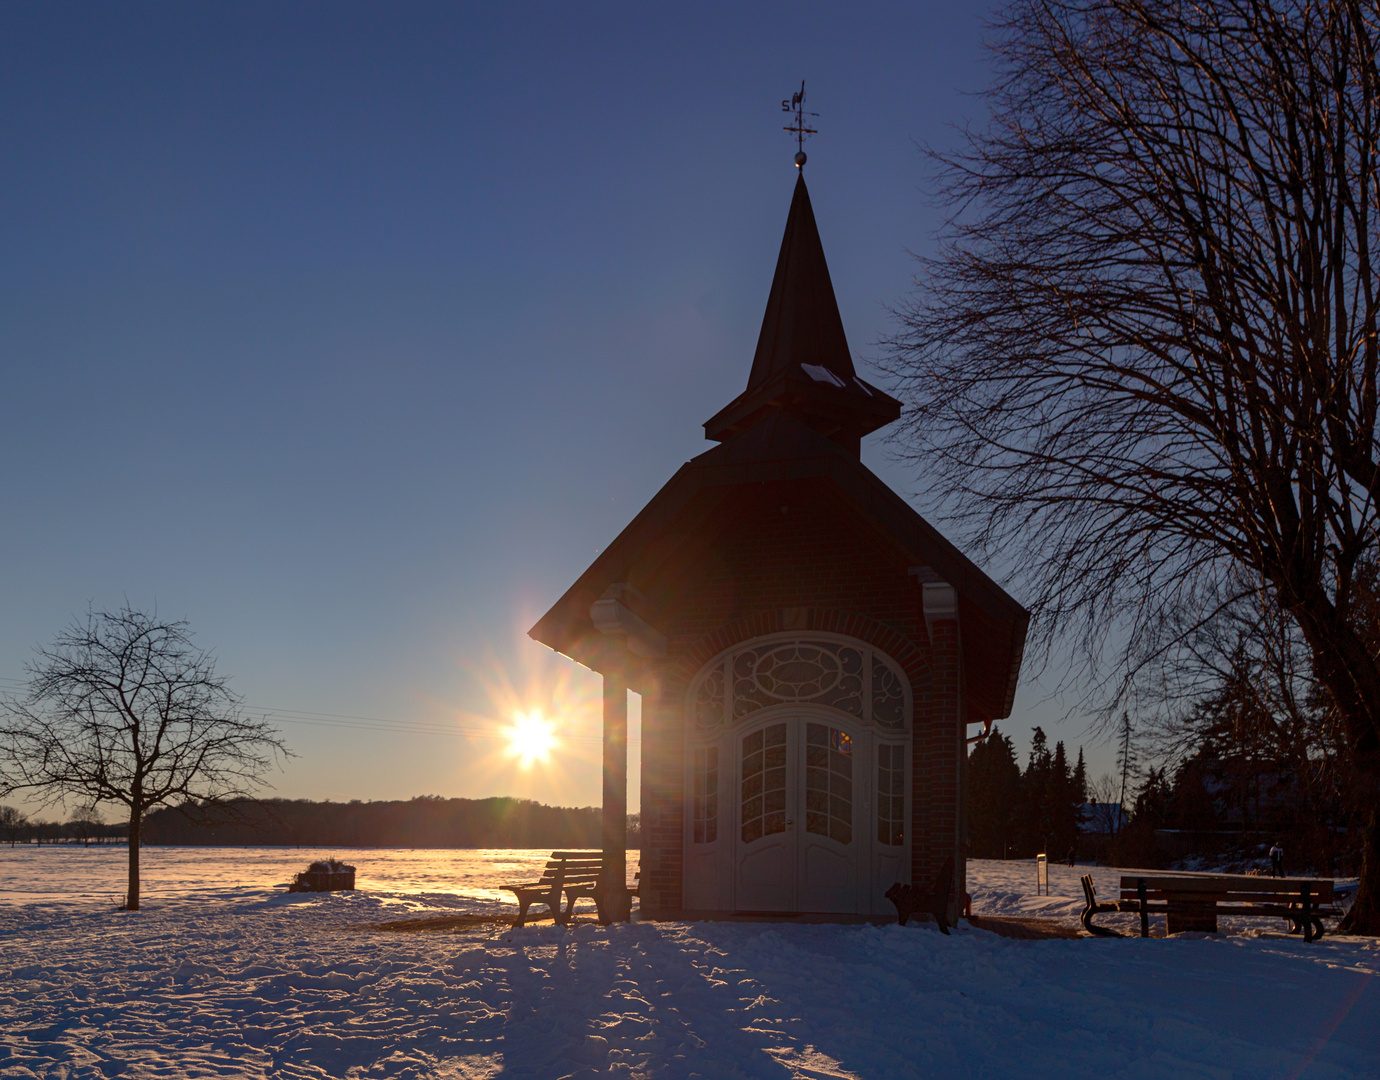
[0,848,1376,1079]
[0,845,561,911]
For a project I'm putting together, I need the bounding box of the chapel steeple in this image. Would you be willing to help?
[703,173,901,455]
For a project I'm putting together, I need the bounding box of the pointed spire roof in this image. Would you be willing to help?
[704,173,900,454]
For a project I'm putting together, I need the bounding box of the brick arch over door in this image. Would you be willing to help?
[642,607,948,914]
[672,609,931,695]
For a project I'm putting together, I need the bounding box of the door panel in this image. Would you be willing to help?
[871,741,908,912]
[729,716,906,916]
[798,722,860,912]
[734,722,795,910]
[800,843,854,911]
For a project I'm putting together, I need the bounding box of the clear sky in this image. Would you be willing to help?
[0,1,1111,818]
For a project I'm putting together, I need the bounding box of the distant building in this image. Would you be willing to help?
[531,171,1028,919]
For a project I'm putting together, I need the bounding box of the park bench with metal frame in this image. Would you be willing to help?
[1081,872,1342,940]
[1080,873,1143,937]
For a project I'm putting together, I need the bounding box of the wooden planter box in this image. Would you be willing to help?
[288,861,356,892]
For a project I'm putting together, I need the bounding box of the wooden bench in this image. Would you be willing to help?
[503,850,602,927]
[562,862,640,926]
[503,851,639,927]
[1081,872,1343,940]
[1080,873,1141,937]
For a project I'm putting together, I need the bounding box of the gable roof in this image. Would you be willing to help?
[530,412,1028,721]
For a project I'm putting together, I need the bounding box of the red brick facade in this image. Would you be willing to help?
[626,478,965,917]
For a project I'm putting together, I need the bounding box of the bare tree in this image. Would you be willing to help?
[66,801,102,847]
[888,0,1380,930]
[1088,773,1125,834]
[0,805,26,847]
[0,606,289,909]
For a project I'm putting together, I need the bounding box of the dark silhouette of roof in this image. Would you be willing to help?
[529,410,1028,721]
[530,173,1027,722]
[703,173,900,452]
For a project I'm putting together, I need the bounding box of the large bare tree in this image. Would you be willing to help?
[0,606,288,909]
[888,0,1380,930]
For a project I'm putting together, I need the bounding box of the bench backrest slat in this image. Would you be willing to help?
[525,850,638,888]
[1118,875,1334,904]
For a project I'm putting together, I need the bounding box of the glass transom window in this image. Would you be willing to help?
[691,636,909,732]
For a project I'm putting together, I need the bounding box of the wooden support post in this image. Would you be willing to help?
[599,669,631,923]
[1138,878,1150,938]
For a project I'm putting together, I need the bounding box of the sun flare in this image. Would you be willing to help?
[506,711,557,768]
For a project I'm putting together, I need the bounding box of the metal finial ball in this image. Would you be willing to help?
[795,151,807,168]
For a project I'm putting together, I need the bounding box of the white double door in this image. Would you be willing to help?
[734,715,867,913]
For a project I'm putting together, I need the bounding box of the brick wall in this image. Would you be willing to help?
[631,476,965,917]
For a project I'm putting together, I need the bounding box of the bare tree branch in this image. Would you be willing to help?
[0,605,291,909]
[885,0,1380,929]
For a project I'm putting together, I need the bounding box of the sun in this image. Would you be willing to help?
[506,711,557,768]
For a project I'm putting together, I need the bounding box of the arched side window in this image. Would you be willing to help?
[687,633,910,734]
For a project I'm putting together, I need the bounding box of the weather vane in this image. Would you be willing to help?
[781,80,818,169]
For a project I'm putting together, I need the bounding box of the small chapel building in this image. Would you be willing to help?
[530,170,1028,920]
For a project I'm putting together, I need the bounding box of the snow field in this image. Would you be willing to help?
[0,850,1375,1079]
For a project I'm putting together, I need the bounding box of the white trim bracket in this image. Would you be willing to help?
[920,579,959,643]
[590,583,667,659]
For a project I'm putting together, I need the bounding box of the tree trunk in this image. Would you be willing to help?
[1287,598,1380,934]
[1339,806,1380,935]
[125,810,141,911]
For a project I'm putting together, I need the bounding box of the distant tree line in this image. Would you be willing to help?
[0,805,126,846]
[971,646,1371,873]
[967,727,1087,861]
[1103,669,1369,875]
[141,795,630,849]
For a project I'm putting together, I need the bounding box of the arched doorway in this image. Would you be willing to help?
[683,634,910,914]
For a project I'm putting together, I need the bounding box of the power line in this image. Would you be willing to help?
[0,676,637,746]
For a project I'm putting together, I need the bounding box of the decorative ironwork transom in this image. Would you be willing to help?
[690,636,909,731]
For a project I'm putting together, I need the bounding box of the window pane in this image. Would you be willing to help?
[803,725,853,845]
[742,723,786,844]
[693,746,719,845]
[876,742,904,847]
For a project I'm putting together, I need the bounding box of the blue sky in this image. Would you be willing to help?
[0,2,1108,815]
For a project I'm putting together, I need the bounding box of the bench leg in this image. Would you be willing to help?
[1082,908,1122,938]
[515,897,532,928]
[1138,879,1150,938]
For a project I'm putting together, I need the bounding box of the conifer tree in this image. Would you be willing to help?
[967,729,1022,858]
[1116,713,1139,830]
